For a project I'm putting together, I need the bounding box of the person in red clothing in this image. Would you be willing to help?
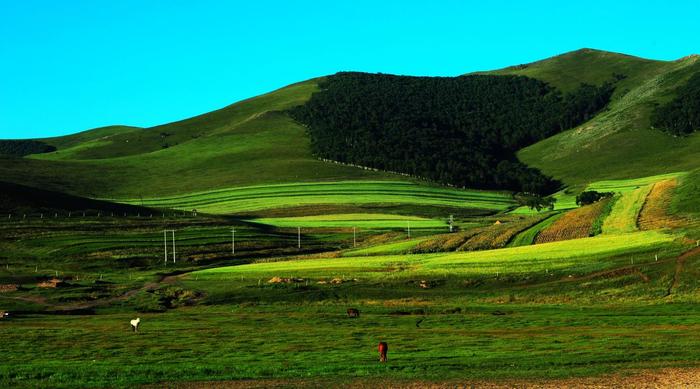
[378,342,388,363]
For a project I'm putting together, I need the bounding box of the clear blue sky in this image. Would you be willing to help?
[1,0,698,139]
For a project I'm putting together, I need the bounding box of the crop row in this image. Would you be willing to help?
[196,231,675,280]
[112,181,515,214]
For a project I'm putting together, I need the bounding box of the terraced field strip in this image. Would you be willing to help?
[342,237,431,256]
[510,173,687,215]
[196,231,675,280]
[508,213,563,247]
[15,226,293,257]
[251,213,446,229]
[587,172,686,193]
[639,179,685,230]
[111,181,515,214]
[535,199,610,243]
[603,184,654,234]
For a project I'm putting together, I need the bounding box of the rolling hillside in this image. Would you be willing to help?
[490,49,700,187]
[5,48,700,387]
[0,81,390,199]
[1,48,699,213]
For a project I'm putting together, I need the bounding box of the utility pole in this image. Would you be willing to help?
[297,226,301,249]
[449,215,454,233]
[231,228,236,254]
[163,229,176,264]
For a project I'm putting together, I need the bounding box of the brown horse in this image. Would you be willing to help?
[347,308,360,318]
[378,342,388,362]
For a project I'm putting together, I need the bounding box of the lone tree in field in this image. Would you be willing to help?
[576,190,613,206]
[515,193,556,211]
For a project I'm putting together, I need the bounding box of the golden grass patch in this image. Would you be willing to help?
[639,179,685,230]
[535,199,609,243]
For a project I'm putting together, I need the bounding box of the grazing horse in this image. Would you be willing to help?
[130,317,140,332]
[347,308,360,318]
[378,342,388,363]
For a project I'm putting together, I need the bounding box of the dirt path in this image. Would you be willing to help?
[58,272,185,311]
[666,245,700,296]
[146,366,700,388]
[20,272,184,312]
[0,294,47,305]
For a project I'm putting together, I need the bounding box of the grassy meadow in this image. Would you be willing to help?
[111,181,515,215]
[252,213,448,229]
[2,223,698,387]
[2,172,700,387]
[194,231,676,281]
[3,149,699,388]
[3,49,700,387]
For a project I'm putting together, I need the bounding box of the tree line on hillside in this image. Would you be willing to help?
[652,72,700,136]
[290,72,615,194]
[0,140,56,157]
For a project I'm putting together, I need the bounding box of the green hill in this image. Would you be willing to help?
[2,48,700,208]
[6,49,700,388]
[489,48,700,187]
[0,81,390,198]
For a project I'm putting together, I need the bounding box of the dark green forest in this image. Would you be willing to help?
[291,72,614,194]
[0,140,56,157]
[652,72,700,135]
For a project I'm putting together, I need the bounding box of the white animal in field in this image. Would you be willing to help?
[130,317,140,332]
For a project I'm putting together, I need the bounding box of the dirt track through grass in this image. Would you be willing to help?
[667,246,700,296]
[149,366,700,388]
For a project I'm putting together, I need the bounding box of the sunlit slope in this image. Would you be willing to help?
[0,81,390,198]
[39,125,143,151]
[114,181,515,214]
[196,231,675,279]
[34,81,319,160]
[5,48,700,200]
[487,48,667,93]
[490,49,700,186]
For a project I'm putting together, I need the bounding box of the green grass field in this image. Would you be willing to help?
[672,168,700,218]
[112,181,515,215]
[2,218,696,388]
[602,185,654,234]
[252,213,447,229]
[5,302,700,388]
[1,195,698,387]
[3,49,700,387]
[587,173,685,193]
[196,231,675,280]
[510,172,684,215]
[342,237,432,256]
[507,212,562,246]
